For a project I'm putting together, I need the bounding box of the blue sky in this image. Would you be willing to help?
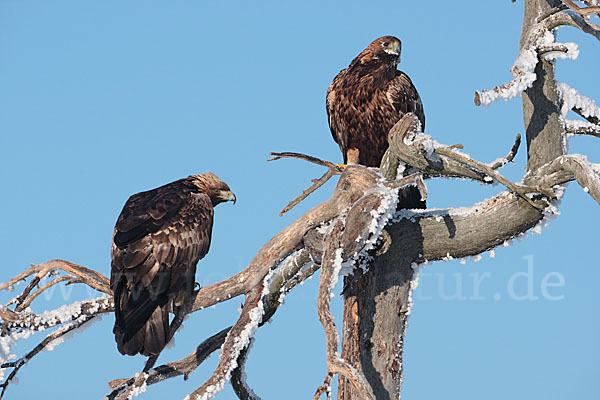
[1,1,599,399]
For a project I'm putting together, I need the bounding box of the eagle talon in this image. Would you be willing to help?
[335,163,348,170]
[194,282,201,290]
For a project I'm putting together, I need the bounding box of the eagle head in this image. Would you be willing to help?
[189,172,236,206]
[366,36,402,66]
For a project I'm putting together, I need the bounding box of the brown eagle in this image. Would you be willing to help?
[326,35,425,168]
[110,172,235,356]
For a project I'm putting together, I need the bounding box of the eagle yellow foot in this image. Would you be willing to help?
[335,163,348,170]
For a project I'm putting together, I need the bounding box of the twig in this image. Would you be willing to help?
[280,168,339,216]
[15,275,86,312]
[313,373,334,400]
[0,260,111,298]
[562,0,600,18]
[269,152,342,216]
[268,152,342,172]
[435,147,552,209]
[487,133,521,170]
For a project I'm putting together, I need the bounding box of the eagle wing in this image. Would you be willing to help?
[326,78,341,146]
[386,70,425,131]
[110,181,213,356]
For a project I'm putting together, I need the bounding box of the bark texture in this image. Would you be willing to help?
[521,0,564,172]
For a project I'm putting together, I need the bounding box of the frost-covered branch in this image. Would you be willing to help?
[384,114,552,208]
[557,82,600,122]
[531,154,600,205]
[565,120,600,137]
[1,312,101,399]
[230,340,260,400]
[316,217,375,400]
[186,277,270,400]
[474,6,600,107]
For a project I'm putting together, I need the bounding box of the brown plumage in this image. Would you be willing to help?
[110,172,235,356]
[326,35,425,167]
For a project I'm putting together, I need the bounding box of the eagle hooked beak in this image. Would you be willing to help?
[384,41,401,58]
[218,190,236,204]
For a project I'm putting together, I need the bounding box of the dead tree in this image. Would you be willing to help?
[1,1,599,399]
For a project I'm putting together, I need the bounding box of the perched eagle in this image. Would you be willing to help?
[110,172,235,356]
[326,35,425,168]
[326,35,425,209]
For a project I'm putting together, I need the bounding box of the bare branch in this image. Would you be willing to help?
[487,133,521,170]
[279,168,339,216]
[546,10,600,40]
[268,152,342,216]
[313,373,333,400]
[268,152,341,171]
[562,0,600,18]
[0,259,111,302]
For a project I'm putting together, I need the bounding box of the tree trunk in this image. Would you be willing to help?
[521,0,564,172]
[338,1,563,399]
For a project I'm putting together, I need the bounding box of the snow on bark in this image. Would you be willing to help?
[540,42,579,61]
[475,30,554,106]
[192,270,275,400]
[476,28,580,107]
[557,82,600,119]
[0,295,109,382]
[340,185,400,276]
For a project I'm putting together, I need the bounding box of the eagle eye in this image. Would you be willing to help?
[382,41,388,47]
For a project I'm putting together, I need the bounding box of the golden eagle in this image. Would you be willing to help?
[326,35,425,168]
[110,172,235,356]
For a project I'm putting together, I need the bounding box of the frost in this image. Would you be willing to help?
[126,373,149,400]
[477,29,578,106]
[0,297,107,382]
[316,219,335,235]
[557,82,600,120]
[340,185,400,276]
[195,270,275,400]
[329,249,345,297]
[541,42,579,61]
[488,249,496,259]
[405,266,424,317]
[471,255,482,263]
